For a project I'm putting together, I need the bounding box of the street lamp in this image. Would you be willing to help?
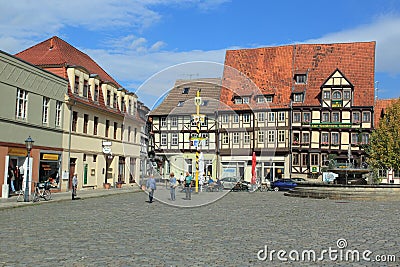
[24,136,34,202]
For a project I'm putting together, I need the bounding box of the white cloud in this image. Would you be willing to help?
[304,14,400,75]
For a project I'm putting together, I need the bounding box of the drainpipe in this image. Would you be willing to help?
[66,99,75,192]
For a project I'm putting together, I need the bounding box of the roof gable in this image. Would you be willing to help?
[321,69,353,88]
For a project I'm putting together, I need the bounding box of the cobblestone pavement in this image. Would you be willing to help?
[1,187,399,266]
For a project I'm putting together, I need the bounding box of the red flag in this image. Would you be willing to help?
[251,152,256,184]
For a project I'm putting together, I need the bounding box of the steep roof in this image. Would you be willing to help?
[374,98,399,128]
[150,78,222,116]
[15,36,120,86]
[221,42,376,110]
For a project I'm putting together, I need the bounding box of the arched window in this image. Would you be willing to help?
[332,91,342,99]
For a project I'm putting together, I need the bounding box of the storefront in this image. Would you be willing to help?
[39,151,61,189]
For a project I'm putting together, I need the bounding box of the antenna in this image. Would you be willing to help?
[181,73,199,80]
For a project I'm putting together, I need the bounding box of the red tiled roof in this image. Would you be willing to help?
[221,42,376,110]
[374,98,399,128]
[15,36,120,86]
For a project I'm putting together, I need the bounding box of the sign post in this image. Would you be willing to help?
[194,90,201,193]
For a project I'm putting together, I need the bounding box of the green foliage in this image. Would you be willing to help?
[367,98,400,171]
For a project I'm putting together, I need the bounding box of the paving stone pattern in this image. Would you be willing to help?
[0,188,399,266]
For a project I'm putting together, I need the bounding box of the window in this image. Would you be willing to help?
[121,124,124,140]
[268,130,275,143]
[332,112,340,122]
[42,97,49,124]
[55,101,62,127]
[160,117,167,127]
[105,120,110,137]
[362,111,371,122]
[233,114,239,123]
[121,98,126,112]
[352,112,361,123]
[83,114,89,134]
[244,132,250,144]
[302,132,310,144]
[106,90,111,106]
[303,112,311,123]
[258,131,264,143]
[242,97,250,104]
[74,76,79,94]
[94,84,99,102]
[222,132,229,144]
[301,154,309,166]
[72,111,78,132]
[201,117,208,127]
[94,116,98,135]
[361,133,369,144]
[293,112,301,123]
[258,112,265,122]
[113,122,118,139]
[201,100,209,106]
[83,154,86,161]
[177,101,184,107]
[310,154,319,166]
[292,153,300,166]
[171,117,178,127]
[268,112,275,122]
[182,87,189,94]
[321,133,329,144]
[343,90,351,100]
[202,133,209,146]
[322,112,330,122]
[278,130,285,143]
[294,74,307,84]
[171,133,178,146]
[265,95,273,102]
[294,93,303,102]
[351,133,359,145]
[83,80,88,98]
[16,89,28,119]
[257,96,265,103]
[278,112,285,122]
[93,155,97,162]
[134,128,137,142]
[128,99,132,115]
[233,132,239,144]
[128,126,131,142]
[113,94,117,109]
[332,91,342,99]
[331,133,339,145]
[161,133,167,145]
[293,132,300,144]
[323,91,331,100]
[243,113,250,123]
[234,98,242,104]
[222,114,228,123]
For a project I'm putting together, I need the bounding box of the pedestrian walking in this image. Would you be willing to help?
[169,172,177,201]
[72,173,78,200]
[184,172,193,200]
[146,175,157,203]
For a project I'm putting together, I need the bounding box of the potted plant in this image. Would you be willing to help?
[103,183,111,189]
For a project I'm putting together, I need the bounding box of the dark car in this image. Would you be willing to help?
[271,179,297,191]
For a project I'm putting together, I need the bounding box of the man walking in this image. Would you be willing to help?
[72,173,78,200]
[184,172,192,200]
[146,175,157,203]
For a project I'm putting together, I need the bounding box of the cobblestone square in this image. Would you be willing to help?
[0,189,399,266]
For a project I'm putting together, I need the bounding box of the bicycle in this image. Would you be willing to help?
[32,181,52,202]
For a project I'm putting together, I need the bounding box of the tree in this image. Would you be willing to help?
[367,98,400,173]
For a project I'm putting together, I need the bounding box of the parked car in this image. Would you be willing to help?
[271,179,297,191]
[220,177,241,190]
[291,177,307,182]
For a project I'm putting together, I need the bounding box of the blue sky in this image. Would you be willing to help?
[1,0,400,108]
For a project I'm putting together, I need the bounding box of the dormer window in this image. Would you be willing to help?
[293,93,304,103]
[74,76,79,94]
[201,100,209,106]
[257,96,264,103]
[343,90,351,100]
[106,90,111,106]
[323,91,331,100]
[332,91,342,100]
[113,94,117,108]
[234,97,242,104]
[265,95,273,102]
[242,96,250,104]
[294,74,307,84]
[83,80,89,98]
[182,87,190,94]
[177,101,184,107]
